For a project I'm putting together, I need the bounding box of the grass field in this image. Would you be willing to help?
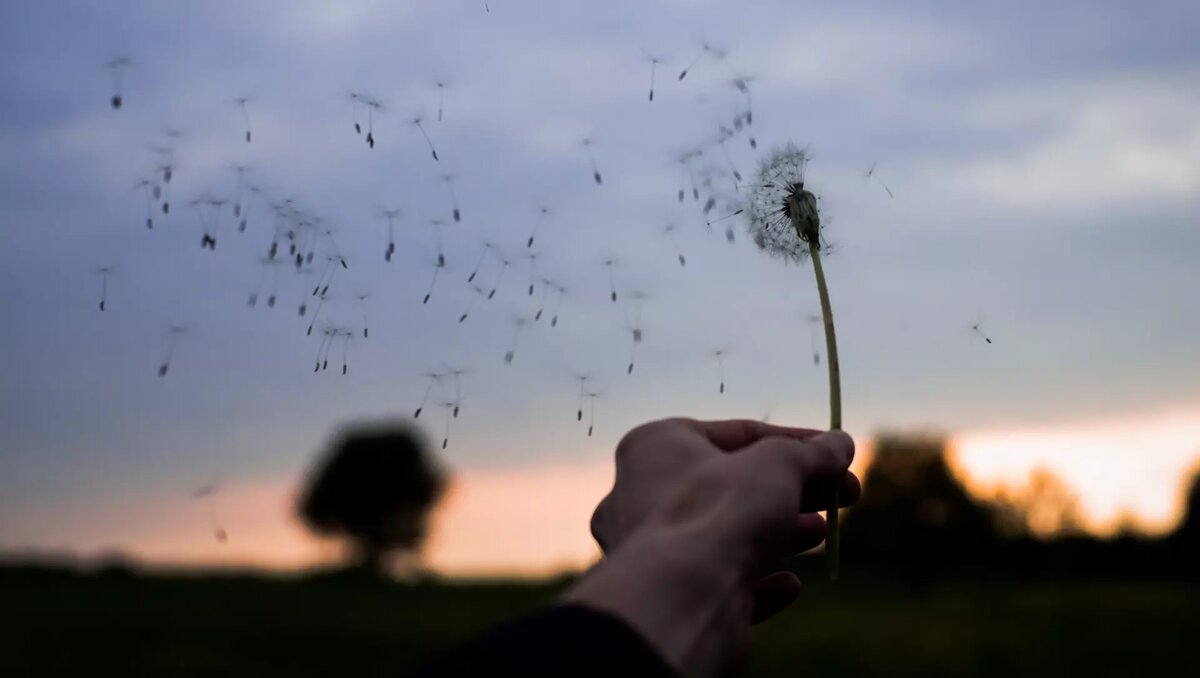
[2,566,1197,677]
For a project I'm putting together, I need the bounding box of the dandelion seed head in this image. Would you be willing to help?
[746,143,822,263]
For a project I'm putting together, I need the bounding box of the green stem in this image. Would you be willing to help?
[809,241,842,580]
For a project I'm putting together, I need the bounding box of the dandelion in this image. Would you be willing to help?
[533,276,554,321]
[864,162,894,198]
[337,329,353,375]
[191,194,228,250]
[94,265,114,312]
[229,164,250,228]
[439,401,457,449]
[746,143,844,579]
[312,326,336,372]
[305,291,328,336]
[524,252,540,296]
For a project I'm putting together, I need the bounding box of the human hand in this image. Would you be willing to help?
[566,418,859,678]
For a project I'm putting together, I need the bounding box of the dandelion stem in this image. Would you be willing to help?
[808,240,842,580]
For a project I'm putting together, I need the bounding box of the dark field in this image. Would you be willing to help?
[2,566,1197,677]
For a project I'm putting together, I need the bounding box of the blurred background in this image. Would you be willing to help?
[1,1,1198,676]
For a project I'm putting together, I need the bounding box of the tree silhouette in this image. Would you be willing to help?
[1172,461,1200,564]
[841,432,999,583]
[298,422,447,573]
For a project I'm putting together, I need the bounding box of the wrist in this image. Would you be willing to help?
[564,529,744,678]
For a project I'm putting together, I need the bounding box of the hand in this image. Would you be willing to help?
[565,418,859,678]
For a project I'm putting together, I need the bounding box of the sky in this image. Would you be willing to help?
[1,0,1198,576]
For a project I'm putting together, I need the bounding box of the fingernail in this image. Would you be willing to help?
[815,430,854,465]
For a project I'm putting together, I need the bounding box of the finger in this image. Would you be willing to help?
[788,512,827,555]
[752,571,801,623]
[691,418,822,452]
[798,471,862,512]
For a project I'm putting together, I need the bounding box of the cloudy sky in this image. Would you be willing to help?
[1,0,1198,575]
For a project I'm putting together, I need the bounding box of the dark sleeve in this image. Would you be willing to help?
[407,603,679,678]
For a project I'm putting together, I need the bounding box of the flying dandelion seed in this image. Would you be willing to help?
[246,256,282,308]
[94,265,114,312]
[355,292,371,338]
[410,114,439,161]
[533,277,554,321]
[439,400,458,449]
[572,373,591,421]
[548,283,568,328]
[729,75,757,148]
[677,41,720,81]
[422,257,444,305]
[135,178,156,229]
[295,266,318,317]
[806,313,823,365]
[716,126,743,185]
[524,252,540,296]
[487,256,510,300]
[413,371,445,419]
[705,206,744,242]
[229,164,250,224]
[305,291,328,336]
[427,218,447,268]
[363,96,384,148]
[645,53,666,101]
[746,142,844,579]
[624,290,648,374]
[192,483,228,544]
[105,56,131,109]
[378,207,402,262]
[241,184,265,233]
[603,258,619,302]
[435,79,448,122]
[440,174,461,222]
[446,367,469,418]
[338,329,353,375]
[581,137,603,185]
[526,206,550,248]
[191,195,228,250]
[158,324,186,377]
[467,240,493,283]
[503,315,530,364]
[584,391,601,437]
[458,284,486,323]
[712,347,730,394]
[971,318,994,344]
[234,96,253,143]
[864,162,894,198]
[312,326,334,372]
[348,91,366,135]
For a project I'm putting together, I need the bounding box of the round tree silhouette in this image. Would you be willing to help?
[298,422,446,574]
